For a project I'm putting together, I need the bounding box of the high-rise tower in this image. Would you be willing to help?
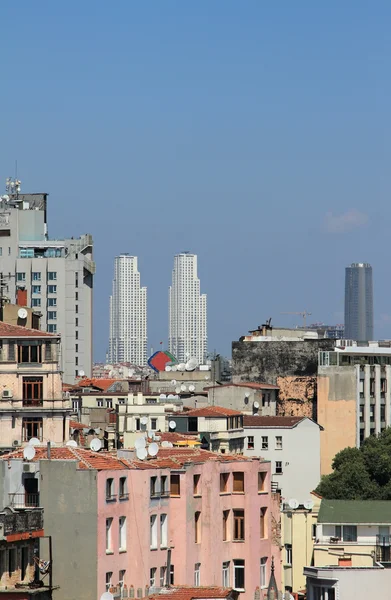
[108,255,147,366]
[169,252,207,363]
[344,263,374,341]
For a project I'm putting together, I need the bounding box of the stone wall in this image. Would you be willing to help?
[276,375,316,418]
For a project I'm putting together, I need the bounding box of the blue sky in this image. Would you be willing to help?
[1,2,391,359]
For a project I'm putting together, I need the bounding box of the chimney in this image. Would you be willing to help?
[16,288,27,307]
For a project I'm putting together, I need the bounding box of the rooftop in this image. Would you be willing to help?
[318,499,391,524]
[0,322,55,338]
[205,382,279,391]
[243,415,316,428]
[146,586,235,600]
[71,378,124,392]
[181,406,242,418]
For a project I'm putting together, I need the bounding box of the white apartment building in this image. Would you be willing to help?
[168,252,207,363]
[108,255,147,366]
[0,191,94,384]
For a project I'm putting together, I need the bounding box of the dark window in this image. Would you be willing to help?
[170,474,180,496]
[247,436,254,449]
[233,559,245,590]
[223,510,229,541]
[193,474,201,495]
[188,417,198,432]
[260,507,267,539]
[8,549,16,576]
[161,475,168,496]
[106,478,116,502]
[233,472,244,493]
[150,476,157,497]
[220,472,229,493]
[169,565,174,585]
[18,344,42,364]
[21,547,28,581]
[233,509,245,541]
[195,511,201,543]
[22,418,43,441]
[23,377,43,406]
[119,477,128,500]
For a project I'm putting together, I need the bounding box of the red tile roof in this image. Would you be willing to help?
[152,432,198,443]
[0,446,128,471]
[0,322,55,338]
[205,382,279,390]
[146,587,235,600]
[243,415,307,427]
[182,406,242,417]
[73,378,121,392]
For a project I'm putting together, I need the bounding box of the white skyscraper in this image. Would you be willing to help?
[109,255,147,366]
[169,252,207,363]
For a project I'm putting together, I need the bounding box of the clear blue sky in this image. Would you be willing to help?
[1,2,391,359]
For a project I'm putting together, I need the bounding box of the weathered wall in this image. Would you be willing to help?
[276,376,316,418]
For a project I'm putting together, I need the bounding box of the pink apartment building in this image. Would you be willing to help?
[0,447,281,600]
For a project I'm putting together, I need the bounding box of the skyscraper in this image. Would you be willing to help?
[108,255,147,365]
[344,263,374,341]
[169,252,207,363]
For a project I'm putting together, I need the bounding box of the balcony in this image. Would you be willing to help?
[8,493,40,509]
[0,506,43,538]
[23,399,43,407]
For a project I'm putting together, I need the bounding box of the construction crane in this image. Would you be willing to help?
[281,311,312,328]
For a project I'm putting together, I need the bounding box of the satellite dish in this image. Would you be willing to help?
[167,394,175,400]
[253,401,260,409]
[171,379,177,386]
[29,437,41,447]
[204,375,210,380]
[288,498,299,510]
[135,437,146,449]
[244,392,250,398]
[136,447,147,460]
[140,416,148,425]
[180,384,187,392]
[66,440,78,448]
[177,363,186,372]
[78,370,85,377]
[159,394,167,401]
[166,442,174,448]
[171,365,178,372]
[189,385,195,392]
[186,357,198,371]
[148,443,159,457]
[100,593,114,600]
[161,440,170,448]
[175,386,181,394]
[94,428,101,434]
[169,420,176,430]
[165,365,172,372]
[304,500,314,510]
[148,430,154,439]
[18,308,28,319]
[23,446,36,461]
[90,438,102,452]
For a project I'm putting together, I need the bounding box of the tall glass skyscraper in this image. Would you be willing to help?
[344,263,373,341]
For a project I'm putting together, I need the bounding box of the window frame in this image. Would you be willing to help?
[233,472,245,494]
[233,509,245,541]
[233,559,245,592]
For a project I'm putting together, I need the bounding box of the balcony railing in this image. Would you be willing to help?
[23,399,43,407]
[0,507,43,536]
[8,493,40,508]
[377,534,391,546]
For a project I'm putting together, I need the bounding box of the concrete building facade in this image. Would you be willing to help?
[204,383,278,416]
[344,262,374,342]
[169,253,207,364]
[108,255,147,366]
[0,192,94,383]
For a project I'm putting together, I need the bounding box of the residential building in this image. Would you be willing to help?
[243,416,321,501]
[0,191,94,383]
[304,565,391,600]
[169,406,245,454]
[169,253,207,364]
[318,341,391,474]
[144,587,239,600]
[204,383,278,416]
[308,323,345,340]
[314,499,391,568]
[344,262,374,342]
[0,322,71,451]
[0,446,281,600]
[108,255,147,366]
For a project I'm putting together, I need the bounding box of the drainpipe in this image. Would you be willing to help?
[47,441,51,460]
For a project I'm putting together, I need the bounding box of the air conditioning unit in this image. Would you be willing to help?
[23,463,35,473]
[3,390,13,398]
[12,440,21,447]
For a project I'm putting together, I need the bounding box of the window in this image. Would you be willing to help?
[220,472,230,493]
[260,507,267,539]
[170,474,180,496]
[23,376,43,405]
[151,417,157,430]
[75,357,78,366]
[75,330,78,340]
[32,298,41,307]
[75,272,79,288]
[106,478,115,501]
[97,399,104,407]
[75,291,78,301]
[72,399,79,411]
[195,511,201,543]
[22,417,43,441]
[119,570,126,591]
[233,509,245,541]
[150,515,157,548]
[106,518,113,552]
[161,475,168,495]
[262,436,269,450]
[233,559,245,591]
[119,477,128,500]
[194,563,201,586]
[32,285,41,294]
[258,471,267,492]
[105,572,113,592]
[275,461,283,474]
[335,525,357,542]
[75,344,78,353]
[285,544,292,565]
[169,565,174,585]
[18,344,42,364]
[223,510,230,541]
[17,272,26,282]
[233,472,244,493]
[311,587,336,600]
[119,516,126,551]
[150,476,157,497]
[75,318,78,326]
[247,436,254,449]
[160,514,168,548]
[75,304,78,314]
[47,285,57,294]
[21,547,28,581]
[275,436,283,450]
[48,271,57,281]
[32,273,41,281]
[47,311,57,320]
[150,567,157,588]
[106,399,112,408]
[222,561,230,587]
[260,557,267,588]
[47,297,57,307]
[193,474,201,495]
[48,324,57,333]
[8,548,16,576]
[160,566,167,587]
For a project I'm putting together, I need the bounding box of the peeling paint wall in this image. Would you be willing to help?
[276,376,316,418]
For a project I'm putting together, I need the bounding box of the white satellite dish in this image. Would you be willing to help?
[253,401,260,409]
[148,442,159,457]
[189,385,195,392]
[66,440,78,448]
[171,365,178,372]
[186,357,198,371]
[167,394,175,400]
[18,308,28,319]
[180,384,187,392]
[90,438,102,452]
[161,440,170,448]
[304,500,314,510]
[177,363,186,372]
[175,386,181,394]
[169,420,176,430]
[78,370,85,377]
[148,430,154,439]
[136,447,147,460]
[140,416,148,425]
[288,498,299,510]
[135,437,146,449]
[245,392,250,398]
[29,437,41,447]
[100,592,114,600]
[23,446,36,461]
[159,394,167,401]
[166,442,174,448]
[165,365,172,372]
[171,379,177,386]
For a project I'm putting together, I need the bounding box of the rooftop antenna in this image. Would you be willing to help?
[5,174,21,200]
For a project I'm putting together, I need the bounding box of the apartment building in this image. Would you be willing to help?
[0,446,281,600]
[0,322,71,450]
[0,192,94,383]
[318,342,391,474]
[204,383,278,416]
[304,565,391,600]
